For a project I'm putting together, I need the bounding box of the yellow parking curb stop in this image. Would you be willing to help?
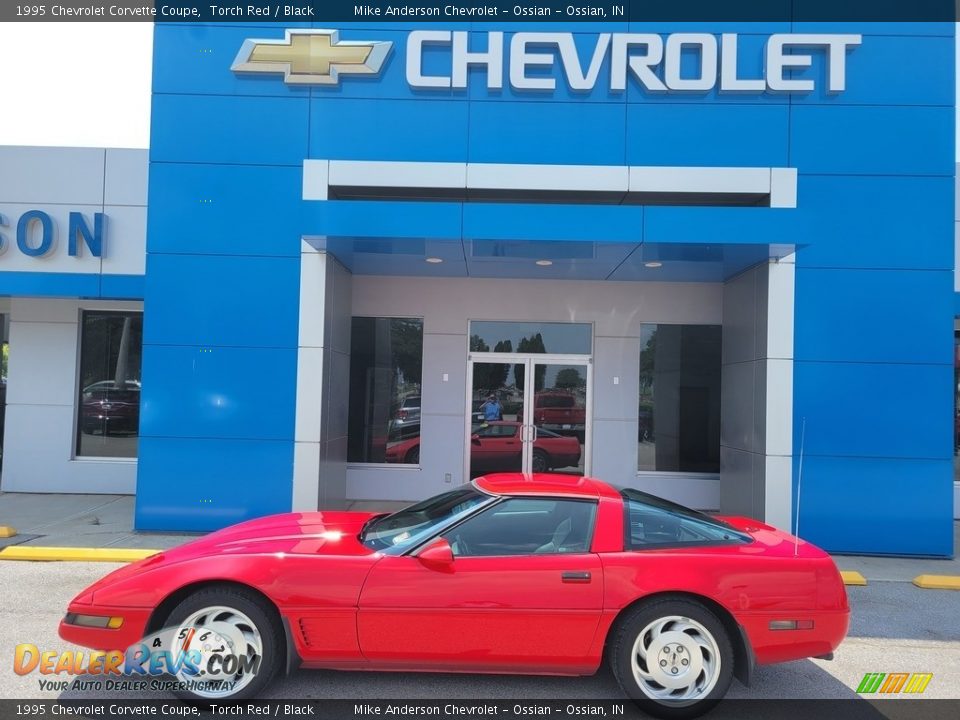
[839,571,867,586]
[0,546,159,563]
[912,574,960,590]
[0,526,17,538]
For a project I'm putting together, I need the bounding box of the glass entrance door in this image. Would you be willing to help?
[467,357,590,479]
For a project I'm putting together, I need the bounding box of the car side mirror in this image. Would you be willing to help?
[471,434,481,444]
[417,538,454,571]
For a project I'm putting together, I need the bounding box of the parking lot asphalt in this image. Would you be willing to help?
[1,561,958,709]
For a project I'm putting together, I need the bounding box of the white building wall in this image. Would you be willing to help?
[1,298,142,494]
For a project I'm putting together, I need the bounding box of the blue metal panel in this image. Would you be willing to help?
[309,98,469,161]
[468,101,626,164]
[625,103,789,167]
[151,93,310,166]
[793,455,954,557]
[99,275,145,299]
[790,105,955,176]
[462,204,643,243]
[147,163,305,256]
[134,437,293,532]
[789,35,954,107]
[790,21,954,37]
[140,344,297,441]
[305,199,463,239]
[143,253,299,348]
[794,361,953,460]
[795,176,955,270]
[153,24,313,98]
[644,206,811,246]
[0,272,100,298]
[795,268,954,365]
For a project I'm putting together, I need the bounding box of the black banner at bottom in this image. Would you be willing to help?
[4,699,959,720]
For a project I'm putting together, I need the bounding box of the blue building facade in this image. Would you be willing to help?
[1,20,954,557]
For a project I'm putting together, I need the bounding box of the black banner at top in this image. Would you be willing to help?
[3,0,959,23]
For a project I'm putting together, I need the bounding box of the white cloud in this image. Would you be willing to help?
[0,22,152,149]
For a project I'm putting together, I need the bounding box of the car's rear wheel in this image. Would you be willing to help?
[405,446,420,464]
[164,586,283,702]
[531,449,549,472]
[610,598,734,720]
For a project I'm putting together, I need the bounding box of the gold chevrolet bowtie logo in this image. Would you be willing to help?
[231,29,392,85]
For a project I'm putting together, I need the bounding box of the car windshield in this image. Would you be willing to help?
[360,486,492,553]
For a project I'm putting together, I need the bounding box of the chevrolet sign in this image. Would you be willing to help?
[233,30,861,94]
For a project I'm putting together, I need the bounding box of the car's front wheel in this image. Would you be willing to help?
[610,598,734,719]
[164,586,283,702]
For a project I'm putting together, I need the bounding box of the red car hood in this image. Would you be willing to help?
[168,510,381,559]
[80,511,384,600]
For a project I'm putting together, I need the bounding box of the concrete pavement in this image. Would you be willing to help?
[0,561,957,704]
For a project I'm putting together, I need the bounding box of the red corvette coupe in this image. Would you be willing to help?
[59,474,848,718]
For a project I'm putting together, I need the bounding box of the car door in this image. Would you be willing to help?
[357,497,603,673]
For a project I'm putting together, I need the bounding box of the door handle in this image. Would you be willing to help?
[561,571,592,583]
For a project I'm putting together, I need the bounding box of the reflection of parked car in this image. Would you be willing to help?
[386,421,580,472]
[383,422,423,464]
[61,473,850,715]
[392,395,421,428]
[535,390,585,439]
[80,380,140,435]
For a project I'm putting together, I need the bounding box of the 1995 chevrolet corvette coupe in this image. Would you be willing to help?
[60,474,849,718]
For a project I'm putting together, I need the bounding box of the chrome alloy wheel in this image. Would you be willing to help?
[173,605,263,699]
[630,615,722,705]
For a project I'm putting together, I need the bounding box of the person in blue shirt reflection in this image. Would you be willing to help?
[480,394,503,422]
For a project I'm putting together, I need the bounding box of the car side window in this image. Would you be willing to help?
[444,498,597,557]
[622,490,751,550]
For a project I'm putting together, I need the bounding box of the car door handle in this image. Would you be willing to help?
[561,571,592,583]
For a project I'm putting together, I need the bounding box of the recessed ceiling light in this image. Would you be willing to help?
[644,261,663,269]
[535,259,553,266]
[425,257,444,264]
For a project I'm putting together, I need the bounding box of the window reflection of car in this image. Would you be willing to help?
[80,380,140,436]
[392,395,421,428]
[386,421,580,472]
[534,390,585,440]
[638,405,653,442]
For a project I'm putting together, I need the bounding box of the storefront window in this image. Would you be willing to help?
[469,322,592,356]
[348,317,424,464]
[76,311,143,458]
[954,331,959,483]
[638,324,721,474]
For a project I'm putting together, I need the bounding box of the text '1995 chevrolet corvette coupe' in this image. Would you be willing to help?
[60,473,849,718]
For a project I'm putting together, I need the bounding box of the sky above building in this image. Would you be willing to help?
[0,23,956,156]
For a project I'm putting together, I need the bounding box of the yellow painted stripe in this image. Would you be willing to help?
[912,575,960,590]
[0,526,17,538]
[0,546,158,563]
[839,570,867,586]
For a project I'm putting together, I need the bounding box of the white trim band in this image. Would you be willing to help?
[304,160,798,208]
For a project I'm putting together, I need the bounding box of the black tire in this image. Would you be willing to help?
[163,586,283,702]
[610,598,734,720]
[405,446,420,464]
[531,449,549,472]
